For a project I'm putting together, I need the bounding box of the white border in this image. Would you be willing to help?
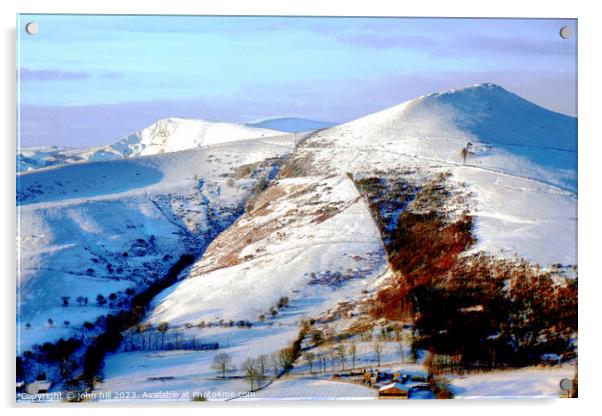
[2,1,600,415]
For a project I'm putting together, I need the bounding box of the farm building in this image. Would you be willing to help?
[378,382,410,399]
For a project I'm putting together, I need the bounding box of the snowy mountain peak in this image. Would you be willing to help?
[429,82,506,97]
[17,117,287,172]
[421,82,576,149]
[88,117,286,161]
[323,83,576,192]
[17,118,289,172]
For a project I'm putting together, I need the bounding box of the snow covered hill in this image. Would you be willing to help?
[146,174,388,326]
[285,83,577,266]
[317,83,576,191]
[17,134,295,355]
[247,117,335,133]
[17,118,287,172]
[89,118,286,160]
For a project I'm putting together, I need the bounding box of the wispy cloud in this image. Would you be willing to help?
[20,68,90,82]
[316,26,440,50]
[441,34,573,57]
[319,27,570,58]
[20,68,126,82]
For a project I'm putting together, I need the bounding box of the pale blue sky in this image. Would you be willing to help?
[17,15,577,147]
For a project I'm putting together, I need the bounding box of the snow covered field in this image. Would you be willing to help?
[97,324,298,401]
[238,377,377,400]
[449,365,576,399]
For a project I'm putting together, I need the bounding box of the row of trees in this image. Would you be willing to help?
[121,322,218,352]
[302,337,413,374]
[210,349,294,391]
[210,321,311,390]
[60,293,126,308]
[302,347,354,373]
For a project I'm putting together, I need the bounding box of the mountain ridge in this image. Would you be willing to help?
[17,118,288,172]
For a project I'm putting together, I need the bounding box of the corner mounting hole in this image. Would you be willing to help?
[25,22,39,35]
[559,26,571,39]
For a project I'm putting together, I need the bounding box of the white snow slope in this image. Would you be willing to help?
[147,174,387,326]
[90,118,287,160]
[17,118,287,171]
[17,135,295,353]
[288,83,577,267]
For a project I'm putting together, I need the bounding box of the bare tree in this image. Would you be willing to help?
[157,322,169,349]
[393,323,402,342]
[137,323,151,350]
[256,354,269,378]
[303,351,315,374]
[242,358,261,391]
[329,351,338,372]
[317,351,327,373]
[349,343,358,370]
[397,340,404,364]
[270,353,280,377]
[212,353,234,378]
[123,328,135,351]
[374,341,383,366]
[334,344,347,370]
[173,329,184,349]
